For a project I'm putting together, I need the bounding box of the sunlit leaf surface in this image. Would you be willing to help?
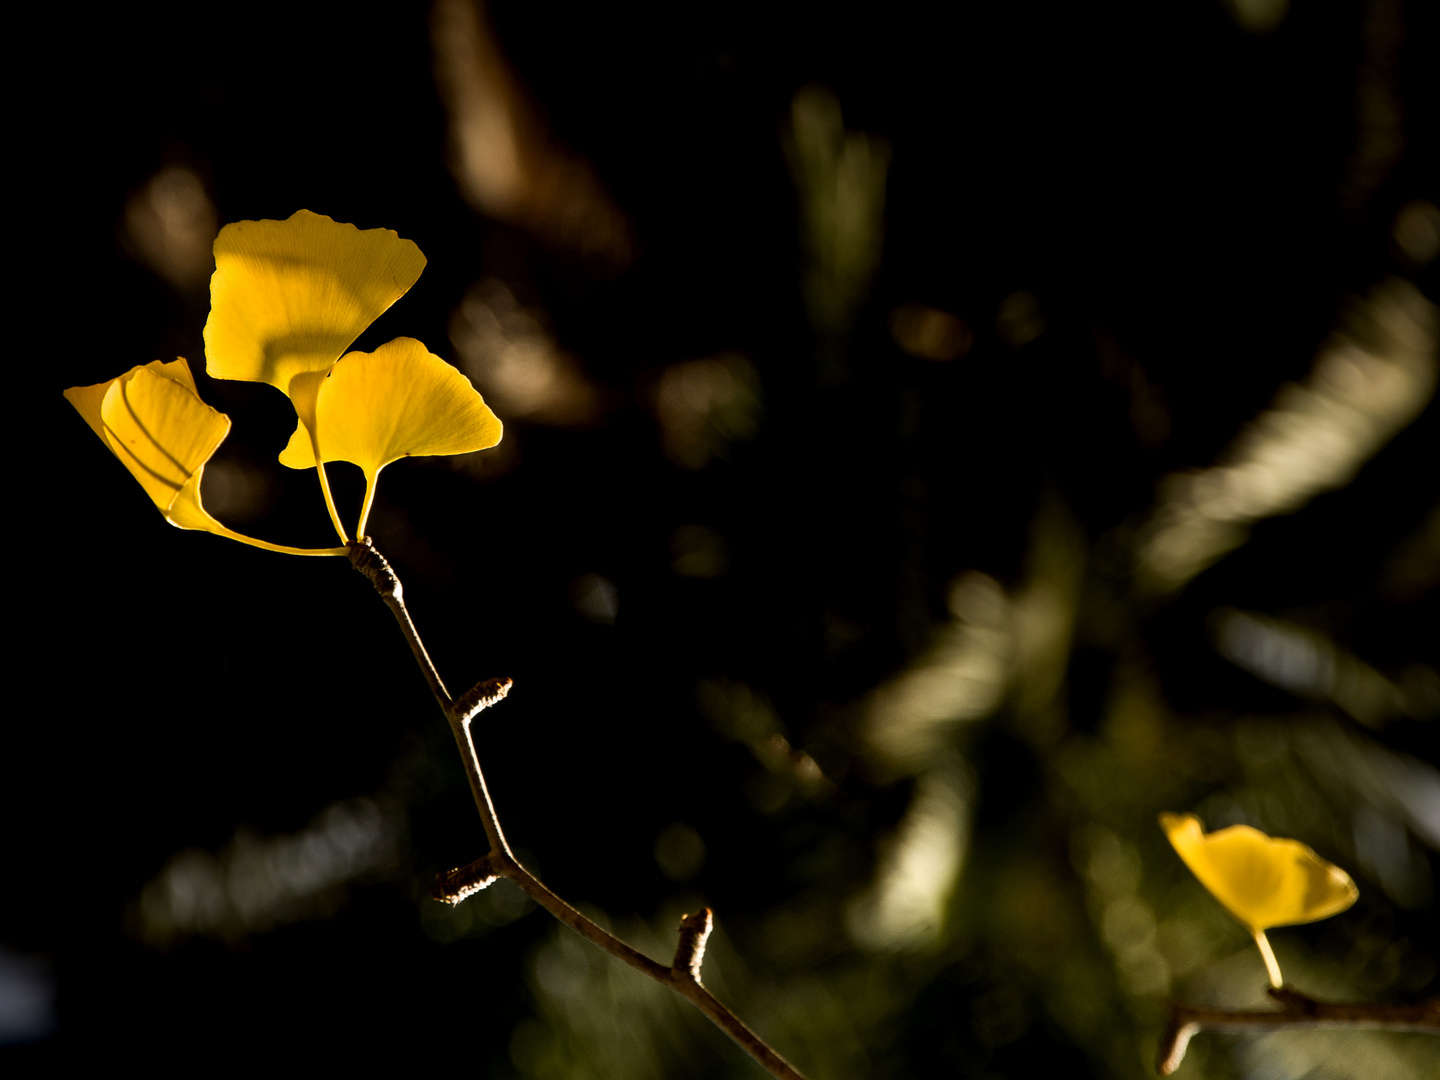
[277,337,503,537]
[64,359,231,533]
[1160,812,1359,933]
[204,210,426,415]
[277,337,501,477]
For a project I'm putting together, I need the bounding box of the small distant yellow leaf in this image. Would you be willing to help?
[1160,813,1358,933]
[64,359,232,533]
[204,210,426,411]
[278,337,502,477]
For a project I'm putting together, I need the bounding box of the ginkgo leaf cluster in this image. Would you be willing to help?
[66,211,502,553]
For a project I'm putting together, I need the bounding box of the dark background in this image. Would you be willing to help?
[11,1,1437,1075]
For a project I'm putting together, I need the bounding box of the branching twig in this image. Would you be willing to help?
[350,540,807,1080]
[1158,987,1440,1074]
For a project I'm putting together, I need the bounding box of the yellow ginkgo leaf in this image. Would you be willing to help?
[204,209,426,410]
[1161,812,1357,986]
[277,337,503,538]
[65,359,231,534]
[204,209,428,543]
[64,360,346,556]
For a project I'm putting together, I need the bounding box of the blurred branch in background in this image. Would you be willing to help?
[1137,278,1437,596]
[431,0,633,266]
[120,164,218,295]
[786,85,889,384]
[1213,607,1437,731]
[450,278,606,431]
[132,799,403,949]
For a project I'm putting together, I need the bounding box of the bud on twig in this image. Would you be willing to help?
[433,854,499,904]
[674,907,714,983]
[452,677,514,725]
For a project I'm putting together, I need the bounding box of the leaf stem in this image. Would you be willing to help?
[350,539,807,1080]
[314,459,350,545]
[207,520,348,557]
[1253,929,1284,989]
[355,470,380,542]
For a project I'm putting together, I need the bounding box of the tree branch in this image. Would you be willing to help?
[1158,988,1440,1075]
[352,540,807,1080]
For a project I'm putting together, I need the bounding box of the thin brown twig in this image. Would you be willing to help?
[348,541,451,707]
[350,539,807,1080]
[1157,987,1440,1075]
[349,541,512,856]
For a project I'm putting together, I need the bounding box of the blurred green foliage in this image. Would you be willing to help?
[16,0,1438,1075]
